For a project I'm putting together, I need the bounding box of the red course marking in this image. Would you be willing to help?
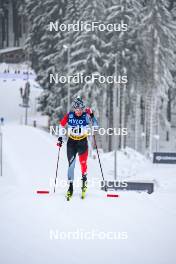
[107,194,119,198]
[36,191,50,194]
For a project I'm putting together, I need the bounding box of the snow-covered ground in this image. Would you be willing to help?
[0,64,176,264]
[0,124,176,264]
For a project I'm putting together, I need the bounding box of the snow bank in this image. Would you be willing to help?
[100,147,150,181]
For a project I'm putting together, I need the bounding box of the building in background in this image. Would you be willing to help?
[0,0,27,62]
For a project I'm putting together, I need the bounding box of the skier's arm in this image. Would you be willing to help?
[86,108,99,129]
[57,113,69,147]
[60,113,69,127]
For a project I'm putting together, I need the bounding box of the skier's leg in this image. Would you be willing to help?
[66,139,77,199]
[78,139,88,198]
[67,138,77,182]
[79,149,88,177]
[79,148,88,198]
[78,138,88,177]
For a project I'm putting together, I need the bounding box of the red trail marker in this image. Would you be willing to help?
[36,190,50,194]
[107,194,119,198]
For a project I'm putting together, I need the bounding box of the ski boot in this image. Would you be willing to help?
[81,174,87,199]
[66,182,73,201]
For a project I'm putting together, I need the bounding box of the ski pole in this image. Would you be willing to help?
[54,147,61,193]
[93,134,107,191]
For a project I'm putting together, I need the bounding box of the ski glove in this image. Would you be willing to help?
[86,107,94,118]
[57,137,63,147]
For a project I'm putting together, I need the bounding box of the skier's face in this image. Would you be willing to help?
[74,108,83,117]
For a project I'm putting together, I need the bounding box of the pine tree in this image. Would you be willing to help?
[139,0,176,153]
[25,0,67,122]
[104,0,143,150]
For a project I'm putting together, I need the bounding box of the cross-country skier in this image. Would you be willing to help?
[57,96,98,200]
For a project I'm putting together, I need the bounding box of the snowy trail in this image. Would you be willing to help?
[1,124,101,193]
[0,124,176,264]
[0,79,41,123]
